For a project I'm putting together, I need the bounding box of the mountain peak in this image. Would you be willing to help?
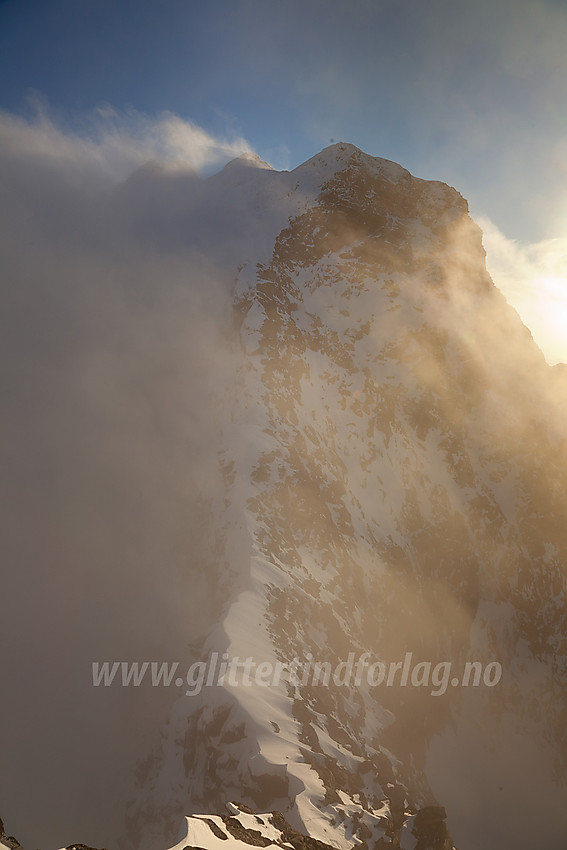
[293,141,411,185]
[222,151,274,172]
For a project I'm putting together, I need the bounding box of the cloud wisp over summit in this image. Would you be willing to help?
[0,107,245,845]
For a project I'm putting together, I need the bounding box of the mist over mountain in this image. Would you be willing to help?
[1,136,566,850]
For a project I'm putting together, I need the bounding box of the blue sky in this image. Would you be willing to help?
[2,0,567,360]
[2,0,567,241]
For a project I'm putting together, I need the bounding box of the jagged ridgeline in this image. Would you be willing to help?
[6,145,565,850]
[121,144,567,850]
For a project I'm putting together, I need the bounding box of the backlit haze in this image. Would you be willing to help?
[1,0,566,361]
[1,2,567,849]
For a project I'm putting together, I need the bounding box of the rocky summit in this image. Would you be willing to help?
[121,144,567,849]
[6,144,567,850]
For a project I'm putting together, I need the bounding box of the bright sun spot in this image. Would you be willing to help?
[536,275,567,336]
[521,274,567,365]
[478,216,567,366]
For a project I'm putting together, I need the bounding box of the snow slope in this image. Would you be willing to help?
[122,143,567,850]
[6,143,563,850]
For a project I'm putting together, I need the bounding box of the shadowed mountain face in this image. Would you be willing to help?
[122,145,567,849]
[2,144,566,850]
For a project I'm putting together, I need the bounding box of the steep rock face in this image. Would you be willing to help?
[125,144,567,850]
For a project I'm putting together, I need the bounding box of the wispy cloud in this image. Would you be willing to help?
[0,103,253,184]
[0,107,246,846]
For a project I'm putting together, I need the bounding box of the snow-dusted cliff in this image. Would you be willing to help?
[118,144,567,850]
[3,143,566,850]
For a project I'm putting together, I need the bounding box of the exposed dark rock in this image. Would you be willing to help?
[268,810,347,850]
[197,818,229,840]
[222,818,272,846]
[413,806,452,850]
[65,844,107,850]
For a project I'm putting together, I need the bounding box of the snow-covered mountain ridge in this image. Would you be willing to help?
[0,802,452,850]
[120,143,567,849]
[128,143,567,847]
[7,143,566,850]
